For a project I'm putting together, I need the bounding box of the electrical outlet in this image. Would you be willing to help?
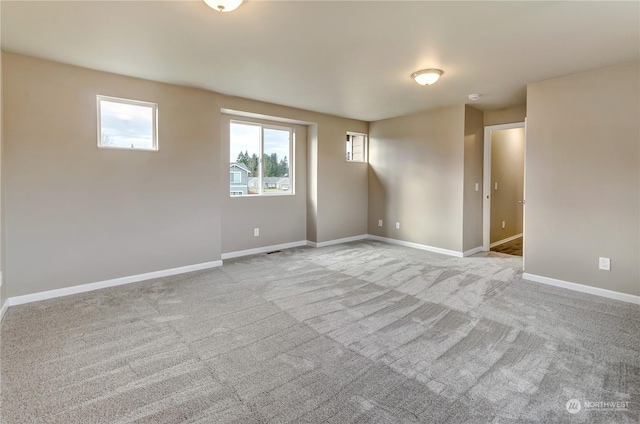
[599,257,611,271]
[395,222,400,230]
[502,221,506,229]
[254,228,259,237]
[378,219,383,227]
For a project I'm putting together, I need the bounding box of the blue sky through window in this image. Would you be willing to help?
[100,99,154,149]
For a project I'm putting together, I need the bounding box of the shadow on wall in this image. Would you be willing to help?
[368,167,386,234]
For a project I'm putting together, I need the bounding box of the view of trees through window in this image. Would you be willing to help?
[235,151,288,179]
[230,122,292,196]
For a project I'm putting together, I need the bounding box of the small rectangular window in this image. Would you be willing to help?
[97,95,158,151]
[230,120,293,197]
[346,132,367,162]
[230,172,242,183]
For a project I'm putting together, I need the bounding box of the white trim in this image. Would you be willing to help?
[483,122,525,252]
[490,233,523,248]
[462,246,484,257]
[0,300,8,323]
[221,108,315,126]
[221,241,307,260]
[7,261,223,307]
[368,235,463,257]
[522,273,640,305]
[308,234,369,248]
[522,118,528,269]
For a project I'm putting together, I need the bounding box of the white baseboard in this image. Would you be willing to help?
[367,235,463,257]
[490,233,523,248]
[0,300,8,323]
[7,260,223,307]
[463,246,485,257]
[522,273,640,305]
[308,234,369,248]
[221,240,308,260]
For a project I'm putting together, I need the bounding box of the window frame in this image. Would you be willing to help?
[96,95,158,151]
[230,171,242,183]
[229,120,294,198]
[346,132,368,163]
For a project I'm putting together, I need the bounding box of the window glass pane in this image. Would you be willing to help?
[346,133,367,162]
[230,122,261,196]
[100,100,154,150]
[352,135,365,161]
[263,128,291,193]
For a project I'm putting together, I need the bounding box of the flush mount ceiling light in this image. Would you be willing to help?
[204,0,244,12]
[411,69,443,86]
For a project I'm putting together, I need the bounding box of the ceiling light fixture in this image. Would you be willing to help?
[410,69,443,86]
[204,0,244,12]
[468,94,480,101]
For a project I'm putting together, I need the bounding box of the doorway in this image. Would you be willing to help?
[483,122,526,257]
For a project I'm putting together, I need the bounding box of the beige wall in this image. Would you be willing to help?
[6,52,637,301]
[306,125,318,242]
[368,105,465,252]
[484,104,526,127]
[0,5,4,310]
[490,128,524,243]
[2,53,369,298]
[526,61,639,296]
[316,120,369,242]
[462,105,484,252]
[3,53,222,298]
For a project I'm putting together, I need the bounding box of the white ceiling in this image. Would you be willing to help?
[2,0,639,122]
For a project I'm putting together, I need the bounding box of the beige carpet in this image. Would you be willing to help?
[1,240,638,423]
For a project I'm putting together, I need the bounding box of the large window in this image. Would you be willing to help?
[230,121,293,196]
[97,95,158,151]
[346,132,367,162]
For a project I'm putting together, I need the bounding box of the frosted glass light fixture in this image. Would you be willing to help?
[411,69,443,86]
[204,0,244,12]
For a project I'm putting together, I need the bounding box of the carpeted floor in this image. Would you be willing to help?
[1,240,638,423]
[491,237,523,256]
